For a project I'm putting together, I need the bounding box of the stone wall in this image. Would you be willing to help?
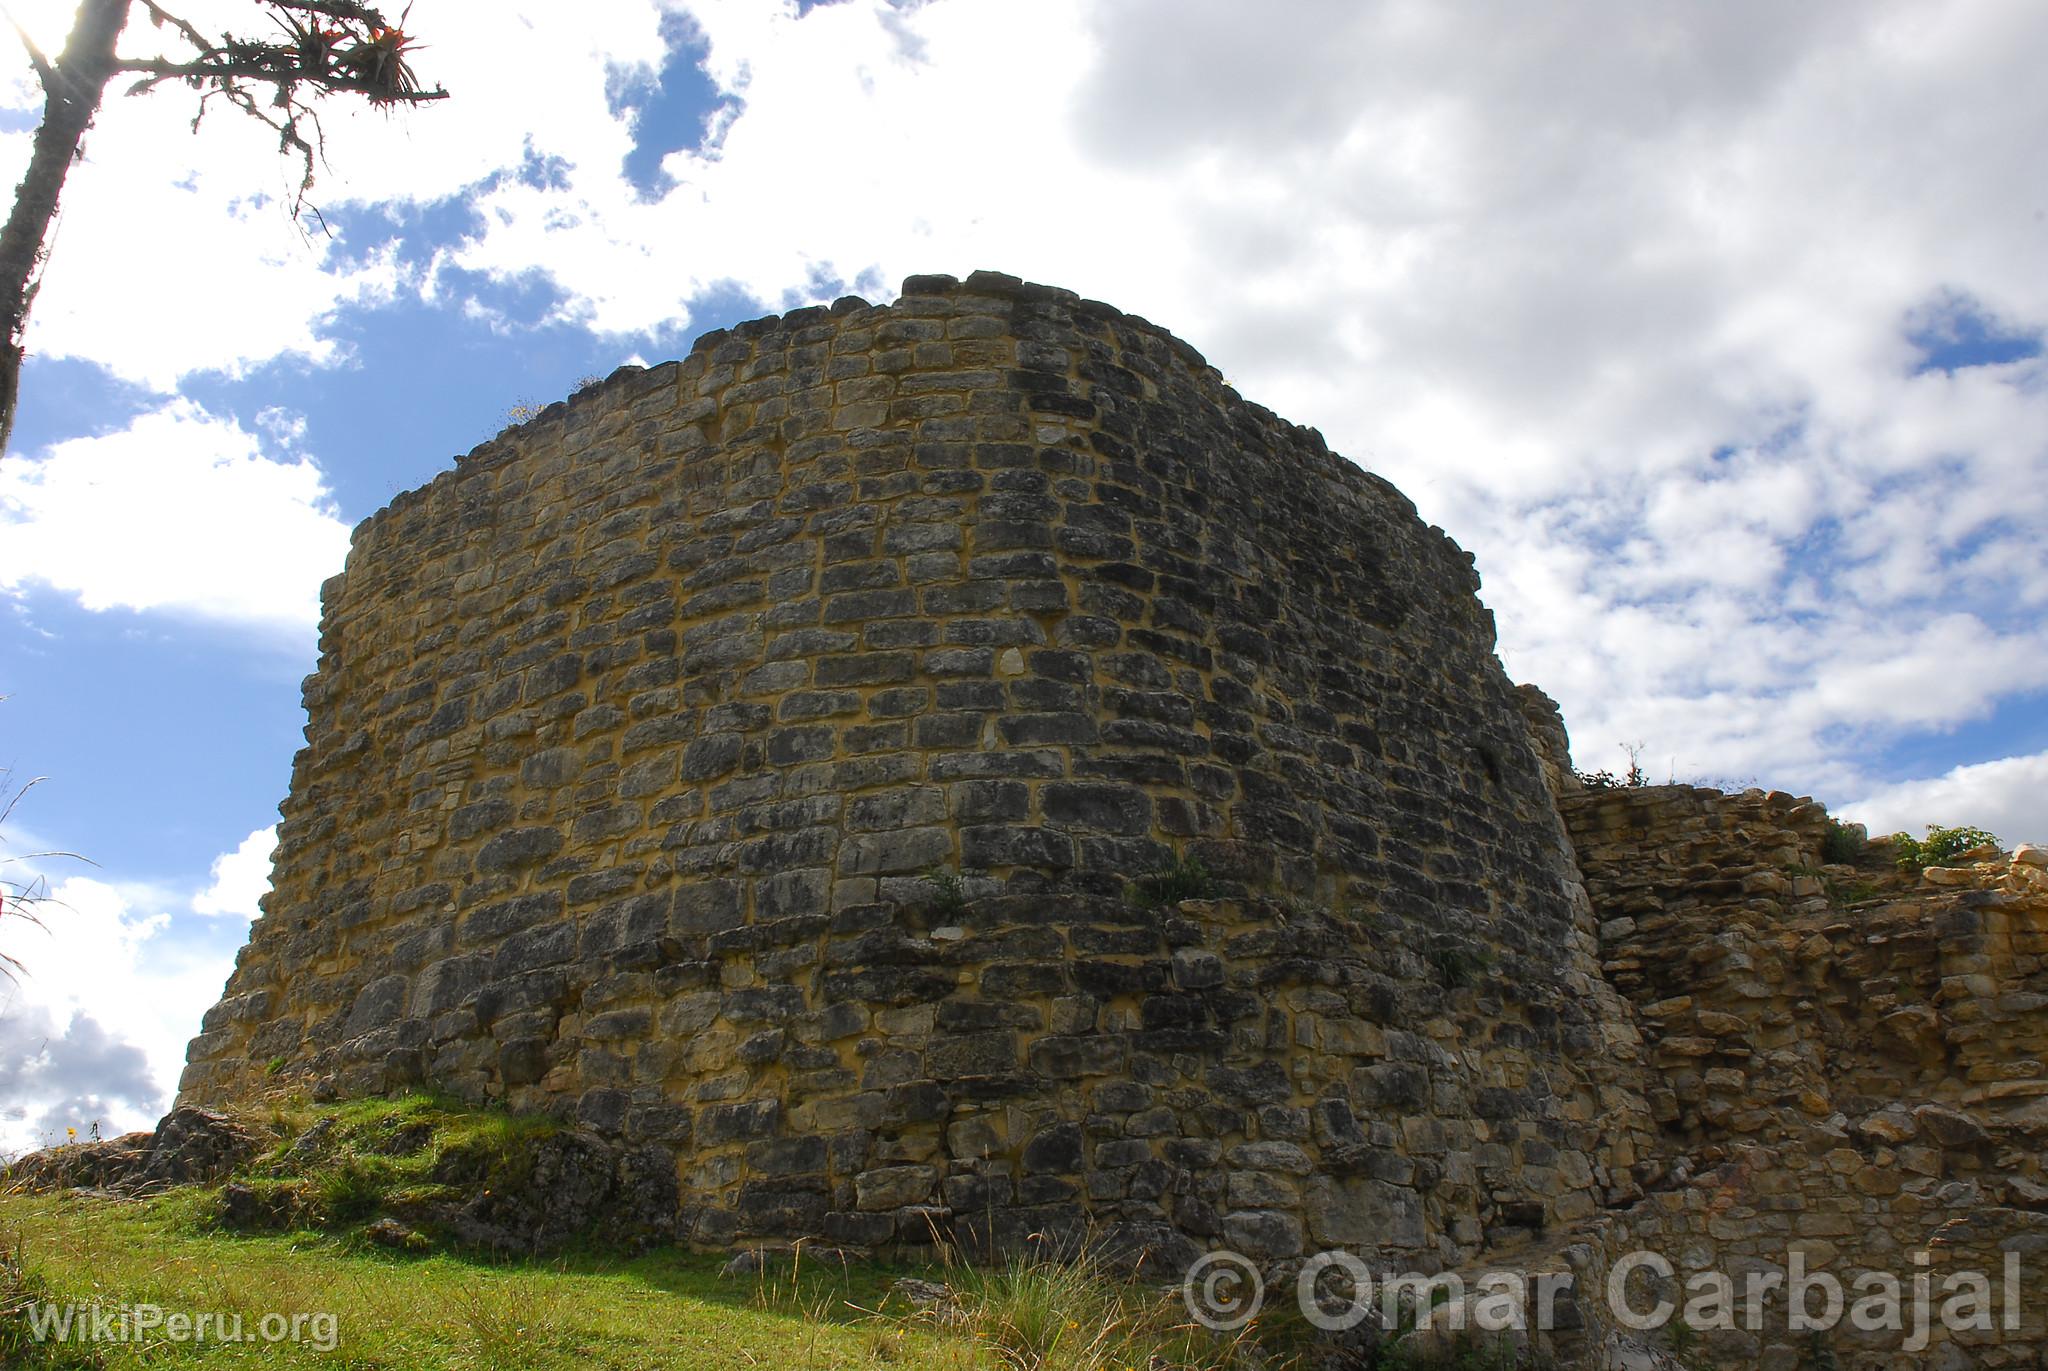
[176,269,2047,1368]
[1553,771,2048,1370]
[180,273,1640,1283]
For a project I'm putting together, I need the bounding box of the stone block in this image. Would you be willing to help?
[855,1165,940,1210]
[839,827,952,876]
[1222,1208,1303,1261]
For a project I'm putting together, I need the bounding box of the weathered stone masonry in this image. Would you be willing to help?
[180,271,1644,1289]
[180,271,2047,1368]
[1520,685,2048,1370]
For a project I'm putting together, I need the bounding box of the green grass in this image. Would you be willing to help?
[0,1093,1298,1369]
[938,1250,1270,1370]
[2,1190,959,1369]
[198,1091,567,1236]
[0,1167,1271,1369]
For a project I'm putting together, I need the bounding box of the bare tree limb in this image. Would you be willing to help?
[114,55,446,102]
[3,11,58,93]
[0,0,130,458]
[271,0,405,25]
[132,0,211,56]
[0,0,446,454]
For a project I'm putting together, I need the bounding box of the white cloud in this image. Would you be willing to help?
[0,0,522,388]
[0,864,240,1155]
[238,0,674,211]
[0,116,406,388]
[1839,751,2048,849]
[406,0,2048,816]
[0,400,351,633]
[190,826,276,921]
[3,0,2044,817]
[0,820,287,1153]
[438,0,1152,336]
[3,7,2042,1160]
[0,1004,162,1151]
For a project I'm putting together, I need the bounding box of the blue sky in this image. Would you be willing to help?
[2,0,2045,1150]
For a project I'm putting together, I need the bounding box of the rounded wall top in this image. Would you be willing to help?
[354,271,1387,561]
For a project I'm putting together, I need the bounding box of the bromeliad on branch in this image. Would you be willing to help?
[117,0,446,202]
[123,1,440,106]
[0,0,447,456]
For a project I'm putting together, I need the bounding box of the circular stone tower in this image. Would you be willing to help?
[182,272,1641,1269]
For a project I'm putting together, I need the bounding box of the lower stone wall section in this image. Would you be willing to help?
[1559,779,2048,1370]
[203,882,1639,1281]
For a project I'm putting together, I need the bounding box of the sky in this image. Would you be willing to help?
[0,0,2044,1152]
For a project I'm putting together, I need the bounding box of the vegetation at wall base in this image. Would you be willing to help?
[0,1192,1308,1370]
[2,1189,949,1370]
[0,1093,1336,1370]
[0,1092,1581,1370]
[1365,1332,1531,1371]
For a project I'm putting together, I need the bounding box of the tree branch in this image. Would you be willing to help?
[114,55,447,102]
[132,0,212,58]
[3,12,57,94]
[0,0,130,458]
[1,0,447,456]
[270,0,403,26]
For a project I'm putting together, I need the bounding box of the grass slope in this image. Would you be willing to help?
[0,1094,1274,1370]
[3,1192,956,1369]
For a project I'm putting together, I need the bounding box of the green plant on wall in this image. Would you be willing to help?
[1822,875,1880,908]
[1127,851,1215,909]
[1819,818,1865,864]
[1576,741,1649,790]
[1888,823,2000,871]
[1431,943,1495,990]
[919,866,967,916]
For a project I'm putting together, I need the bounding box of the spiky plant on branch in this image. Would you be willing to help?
[116,1,444,203]
[0,0,448,454]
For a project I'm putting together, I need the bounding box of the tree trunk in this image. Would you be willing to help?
[0,0,132,457]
